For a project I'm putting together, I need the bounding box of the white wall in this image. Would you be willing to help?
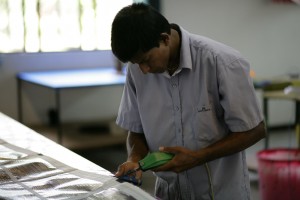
[0,0,299,126]
[162,0,300,77]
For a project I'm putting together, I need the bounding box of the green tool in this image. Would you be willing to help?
[124,152,174,175]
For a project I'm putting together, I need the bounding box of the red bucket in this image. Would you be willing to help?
[257,148,300,200]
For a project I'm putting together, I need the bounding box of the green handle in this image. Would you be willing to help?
[139,152,174,171]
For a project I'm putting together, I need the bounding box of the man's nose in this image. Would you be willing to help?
[139,64,150,74]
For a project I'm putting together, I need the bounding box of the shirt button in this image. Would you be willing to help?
[175,106,179,111]
[172,84,177,88]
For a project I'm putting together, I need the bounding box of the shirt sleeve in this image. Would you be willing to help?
[116,65,144,133]
[218,57,264,132]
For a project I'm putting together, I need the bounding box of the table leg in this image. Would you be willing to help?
[55,89,63,144]
[17,78,23,123]
[296,101,300,148]
[263,97,269,149]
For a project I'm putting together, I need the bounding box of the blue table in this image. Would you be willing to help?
[16,67,126,144]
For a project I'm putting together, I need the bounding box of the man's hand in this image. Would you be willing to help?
[115,161,143,180]
[153,146,202,173]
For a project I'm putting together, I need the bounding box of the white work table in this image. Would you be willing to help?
[0,112,154,199]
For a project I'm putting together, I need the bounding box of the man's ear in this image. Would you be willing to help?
[160,33,170,45]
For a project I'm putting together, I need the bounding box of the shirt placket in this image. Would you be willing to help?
[170,75,191,200]
[170,75,183,146]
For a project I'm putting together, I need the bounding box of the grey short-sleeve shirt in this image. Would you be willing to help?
[116,26,263,200]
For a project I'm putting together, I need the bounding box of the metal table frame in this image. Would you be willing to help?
[263,90,300,149]
[16,67,126,144]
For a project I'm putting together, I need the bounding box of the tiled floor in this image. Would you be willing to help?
[34,124,298,200]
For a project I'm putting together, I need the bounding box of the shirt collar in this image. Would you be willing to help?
[162,26,192,77]
[179,26,193,70]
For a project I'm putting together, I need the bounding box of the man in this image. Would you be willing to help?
[111,3,266,200]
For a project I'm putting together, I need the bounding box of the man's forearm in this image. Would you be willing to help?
[126,131,149,162]
[199,121,266,164]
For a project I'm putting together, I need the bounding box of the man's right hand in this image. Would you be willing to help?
[115,161,143,180]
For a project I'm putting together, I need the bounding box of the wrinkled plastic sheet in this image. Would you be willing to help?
[0,140,154,200]
[0,112,154,200]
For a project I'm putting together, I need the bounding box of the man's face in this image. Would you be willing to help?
[130,41,170,74]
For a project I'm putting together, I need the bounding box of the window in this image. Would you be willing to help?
[0,0,140,53]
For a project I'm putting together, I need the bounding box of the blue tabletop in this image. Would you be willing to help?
[17,67,126,89]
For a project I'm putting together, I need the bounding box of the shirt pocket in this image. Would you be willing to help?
[192,101,224,147]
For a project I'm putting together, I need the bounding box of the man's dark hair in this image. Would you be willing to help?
[111,3,170,62]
